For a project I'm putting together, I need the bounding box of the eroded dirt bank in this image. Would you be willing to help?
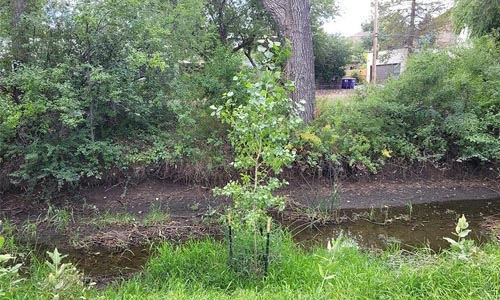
[1,171,499,285]
[1,171,499,251]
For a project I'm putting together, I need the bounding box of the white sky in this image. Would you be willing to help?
[323,0,373,36]
[323,0,455,37]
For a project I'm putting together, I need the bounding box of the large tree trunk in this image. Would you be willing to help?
[262,0,315,123]
[10,0,31,63]
[10,0,31,104]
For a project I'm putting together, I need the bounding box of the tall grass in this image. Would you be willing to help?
[98,233,500,300]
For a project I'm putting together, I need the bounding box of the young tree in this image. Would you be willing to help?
[262,0,316,122]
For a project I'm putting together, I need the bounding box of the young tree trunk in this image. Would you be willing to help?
[262,0,315,123]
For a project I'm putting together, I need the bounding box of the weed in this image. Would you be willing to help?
[369,206,376,221]
[314,187,342,224]
[46,205,73,232]
[316,232,358,290]
[143,203,170,226]
[298,186,343,228]
[39,248,92,299]
[21,219,38,239]
[382,205,389,222]
[0,220,17,251]
[443,214,476,260]
[189,202,200,211]
[0,236,24,299]
[95,211,136,227]
[407,201,413,219]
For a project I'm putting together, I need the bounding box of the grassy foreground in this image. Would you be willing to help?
[3,229,500,300]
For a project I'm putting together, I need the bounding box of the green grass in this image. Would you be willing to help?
[91,211,137,227]
[142,203,170,226]
[2,230,500,299]
[95,232,500,300]
[46,206,73,232]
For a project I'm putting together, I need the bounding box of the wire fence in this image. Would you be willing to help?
[225,217,289,279]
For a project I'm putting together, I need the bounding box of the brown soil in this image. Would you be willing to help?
[1,170,499,252]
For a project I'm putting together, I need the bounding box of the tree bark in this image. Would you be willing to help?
[407,0,417,53]
[10,0,30,63]
[262,0,315,123]
[10,0,31,104]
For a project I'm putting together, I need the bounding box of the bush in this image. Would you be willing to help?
[307,37,500,174]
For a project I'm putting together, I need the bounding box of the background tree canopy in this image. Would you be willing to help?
[453,0,500,38]
[361,0,452,51]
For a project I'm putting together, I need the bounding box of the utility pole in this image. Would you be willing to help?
[372,0,378,84]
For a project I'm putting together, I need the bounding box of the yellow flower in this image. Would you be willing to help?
[381,149,392,158]
[299,132,322,145]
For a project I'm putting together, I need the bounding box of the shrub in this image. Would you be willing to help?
[308,37,500,174]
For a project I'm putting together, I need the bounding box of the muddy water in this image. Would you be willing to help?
[56,198,500,279]
[35,245,150,281]
[290,198,500,251]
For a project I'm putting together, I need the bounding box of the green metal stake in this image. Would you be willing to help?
[264,217,271,276]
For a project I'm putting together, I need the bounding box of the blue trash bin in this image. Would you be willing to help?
[349,78,356,89]
[342,79,349,89]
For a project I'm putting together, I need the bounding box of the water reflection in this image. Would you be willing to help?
[290,198,500,251]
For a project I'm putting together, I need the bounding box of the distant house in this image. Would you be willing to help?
[365,11,463,84]
[366,48,408,84]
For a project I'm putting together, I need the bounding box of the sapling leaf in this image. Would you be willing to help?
[457,214,469,230]
[0,254,14,263]
[443,237,458,246]
[457,229,472,238]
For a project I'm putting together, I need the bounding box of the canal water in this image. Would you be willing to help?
[290,198,500,251]
[57,198,500,279]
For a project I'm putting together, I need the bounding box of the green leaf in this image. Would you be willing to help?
[443,237,458,246]
[0,254,14,263]
[318,264,325,277]
[457,229,472,238]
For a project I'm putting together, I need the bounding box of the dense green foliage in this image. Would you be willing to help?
[1,0,499,195]
[309,37,500,174]
[453,0,500,38]
[0,0,353,196]
[0,0,239,194]
[313,31,352,85]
